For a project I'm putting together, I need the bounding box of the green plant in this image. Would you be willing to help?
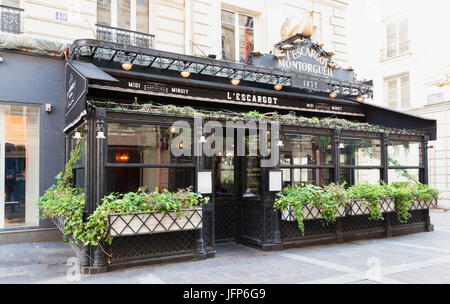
[274,183,343,234]
[347,183,385,220]
[83,187,209,246]
[384,182,415,223]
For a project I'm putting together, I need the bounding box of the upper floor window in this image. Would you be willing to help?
[97,0,149,33]
[381,18,409,61]
[1,0,20,7]
[221,9,254,62]
[386,74,410,110]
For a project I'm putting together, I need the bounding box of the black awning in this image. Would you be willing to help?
[64,61,118,131]
[70,61,119,82]
[364,102,437,140]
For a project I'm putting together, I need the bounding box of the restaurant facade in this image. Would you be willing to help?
[59,33,437,273]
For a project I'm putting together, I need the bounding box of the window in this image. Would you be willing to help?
[0,105,40,228]
[280,132,333,187]
[339,137,382,186]
[385,74,410,110]
[221,9,254,62]
[106,122,194,194]
[388,140,422,184]
[381,18,409,61]
[97,0,150,32]
[1,0,20,6]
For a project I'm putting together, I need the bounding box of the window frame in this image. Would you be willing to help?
[384,73,410,110]
[220,9,256,62]
[97,0,151,33]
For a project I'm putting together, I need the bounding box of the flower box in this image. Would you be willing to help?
[409,199,438,210]
[281,204,346,222]
[380,198,396,213]
[349,200,371,216]
[108,208,203,237]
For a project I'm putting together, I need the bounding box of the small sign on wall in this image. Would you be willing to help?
[197,171,212,194]
[269,170,283,192]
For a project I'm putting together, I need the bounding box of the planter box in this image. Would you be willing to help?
[108,208,203,237]
[380,198,396,213]
[409,199,438,210]
[349,200,371,216]
[281,204,346,222]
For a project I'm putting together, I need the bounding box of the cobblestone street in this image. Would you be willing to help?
[1,210,449,284]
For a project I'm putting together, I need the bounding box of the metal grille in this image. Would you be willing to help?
[51,216,65,233]
[1,5,23,34]
[281,218,335,241]
[110,230,195,263]
[215,205,236,242]
[389,209,426,226]
[341,214,384,232]
[108,209,202,237]
[264,207,274,243]
[241,203,262,242]
[202,210,214,250]
[96,24,154,48]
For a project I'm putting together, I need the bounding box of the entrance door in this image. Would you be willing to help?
[213,129,263,244]
[0,105,40,228]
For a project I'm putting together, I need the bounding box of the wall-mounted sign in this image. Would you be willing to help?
[269,170,283,192]
[197,171,212,194]
[96,77,365,117]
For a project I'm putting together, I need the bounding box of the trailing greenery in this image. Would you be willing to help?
[347,184,385,221]
[87,101,425,137]
[38,138,210,247]
[273,182,439,234]
[274,183,349,234]
[83,187,209,246]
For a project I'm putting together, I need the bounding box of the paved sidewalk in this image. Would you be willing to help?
[1,210,449,284]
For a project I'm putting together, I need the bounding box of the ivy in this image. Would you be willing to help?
[274,182,439,234]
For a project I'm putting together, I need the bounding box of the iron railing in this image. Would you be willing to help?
[96,24,154,49]
[380,41,411,61]
[0,4,23,34]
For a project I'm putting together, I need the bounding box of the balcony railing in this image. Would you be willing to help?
[380,41,411,62]
[96,24,154,49]
[0,4,23,34]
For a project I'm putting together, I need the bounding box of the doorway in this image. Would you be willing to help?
[212,129,263,244]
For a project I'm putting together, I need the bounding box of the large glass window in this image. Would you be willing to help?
[388,141,421,167]
[106,167,194,194]
[339,138,381,166]
[339,169,381,186]
[106,122,194,194]
[1,105,39,228]
[280,132,333,187]
[221,10,254,62]
[107,123,192,164]
[282,168,332,188]
[280,134,332,166]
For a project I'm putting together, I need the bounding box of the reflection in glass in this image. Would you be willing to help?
[107,123,192,164]
[388,169,419,184]
[117,0,130,29]
[238,14,254,62]
[2,105,39,227]
[339,138,381,166]
[339,169,381,186]
[221,10,235,61]
[280,134,332,166]
[282,168,332,187]
[97,0,112,26]
[136,0,149,33]
[215,155,234,198]
[388,141,422,167]
[242,156,260,199]
[106,167,194,194]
